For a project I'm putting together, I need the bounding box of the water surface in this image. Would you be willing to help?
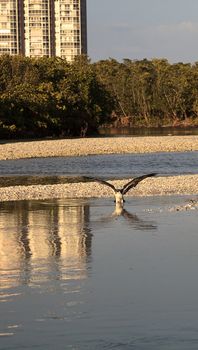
[99,126,198,136]
[0,151,197,187]
[0,196,198,349]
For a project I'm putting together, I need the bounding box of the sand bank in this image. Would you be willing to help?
[0,135,198,160]
[0,175,197,202]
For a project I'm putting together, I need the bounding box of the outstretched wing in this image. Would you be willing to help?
[83,176,116,192]
[122,173,157,195]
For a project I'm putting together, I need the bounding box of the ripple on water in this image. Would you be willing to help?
[0,151,198,181]
[0,197,198,349]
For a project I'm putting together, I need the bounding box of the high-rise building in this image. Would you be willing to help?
[23,0,54,57]
[54,0,87,61]
[0,0,24,55]
[0,0,87,61]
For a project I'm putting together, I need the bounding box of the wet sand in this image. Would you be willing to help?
[0,136,198,202]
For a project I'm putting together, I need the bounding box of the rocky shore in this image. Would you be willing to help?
[0,175,197,202]
[0,136,197,202]
[0,135,198,160]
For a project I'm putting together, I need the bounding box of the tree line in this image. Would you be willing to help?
[0,55,113,138]
[1,55,198,139]
[94,58,198,128]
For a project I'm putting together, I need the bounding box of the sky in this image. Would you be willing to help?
[87,0,198,63]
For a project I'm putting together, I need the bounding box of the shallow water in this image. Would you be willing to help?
[0,151,198,187]
[0,196,198,349]
[99,126,198,137]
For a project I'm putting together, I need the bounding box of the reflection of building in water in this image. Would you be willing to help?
[0,200,91,293]
[58,204,90,257]
[0,203,26,290]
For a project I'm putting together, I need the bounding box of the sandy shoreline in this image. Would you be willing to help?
[0,135,198,160]
[0,175,197,202]
[0,136,198,202]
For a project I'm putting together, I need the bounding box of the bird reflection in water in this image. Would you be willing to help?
[111,202,157,230]
[91,201,157,231]
[84,174,157,230]
[0,197,156,299]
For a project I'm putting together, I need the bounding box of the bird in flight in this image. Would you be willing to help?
[85,173,157,206]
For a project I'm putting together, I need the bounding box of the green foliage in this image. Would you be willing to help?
[94,58,198,127]
[1,54,198,139]
[0,55,113,138]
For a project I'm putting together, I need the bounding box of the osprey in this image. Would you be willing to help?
[86,173,157,205]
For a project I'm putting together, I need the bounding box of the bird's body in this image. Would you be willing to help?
[114,190,124,205]
[85,173,157,206]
